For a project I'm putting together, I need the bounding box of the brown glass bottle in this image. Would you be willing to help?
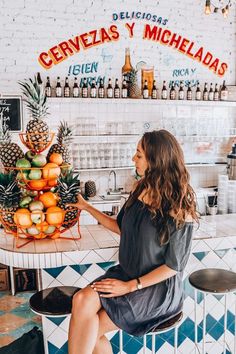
[122,48,133,96]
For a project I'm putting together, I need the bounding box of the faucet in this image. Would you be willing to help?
[108,170,121,195]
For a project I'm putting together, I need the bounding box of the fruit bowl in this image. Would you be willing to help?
[8,164,70,191]
[19,132,55,153]
[0,206,80,242]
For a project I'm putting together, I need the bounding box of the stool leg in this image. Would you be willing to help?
[202,293,206,354]
[194,289,198,353]
[234,293,236,354]
[143,334,146,354]
[119,329,123,354]
[152,334,155,354]
[9,266,15,295]
[223,294,228,354]
[174,326,178,354]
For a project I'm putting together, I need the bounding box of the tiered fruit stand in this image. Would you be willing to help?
[0,131,81,248]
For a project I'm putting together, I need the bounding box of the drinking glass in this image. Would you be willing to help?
[141,66,154,97]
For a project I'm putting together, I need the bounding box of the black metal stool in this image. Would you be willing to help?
[189,268,236,354]
[29,286,80,354]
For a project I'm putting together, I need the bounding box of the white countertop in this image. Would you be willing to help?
[0,214,236,255]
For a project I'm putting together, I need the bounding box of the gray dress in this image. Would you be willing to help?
[96,199,193,336]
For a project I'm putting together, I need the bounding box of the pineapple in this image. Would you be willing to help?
[47,121,73,164]
[19,75,49,151]
[129,68,142,99]
[0,115,24,169]
[57,170,80,228]
[0,172,21,232]
[85,180,96,197]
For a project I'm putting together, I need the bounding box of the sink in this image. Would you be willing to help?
[100,195,122,201]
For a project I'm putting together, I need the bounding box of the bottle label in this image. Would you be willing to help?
[90,88,97,98]
[114,89,120,98]
[187,92,192,100]
[45,87,51,97]
[161,90,167,99]
[196,92,201,100]
[107,88,113,98]
[179,91,184,100]
[82,88,88,98]
[208,92,214,101]
[98,88,105,98]
[220,91,228,101]
[152,90,157,99]
[214,92,219,101]
[203,92,208,100]
[122,89,127,98]
[64,88,70,97]
[56,88,62,97]
[170,91,176,100]
[143,89,149,99]
[73,87,79,97]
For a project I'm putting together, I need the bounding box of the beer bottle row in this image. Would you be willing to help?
[160,80,228,101]
[45,76,129,99]
[44,76,228,101]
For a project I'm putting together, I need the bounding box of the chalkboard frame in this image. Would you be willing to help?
[0,95,23,132]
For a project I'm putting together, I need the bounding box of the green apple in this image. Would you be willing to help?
[16,158,31,170]
[19,196,32,208]
[30,210,45,224]
[28,168,42,180]
[25,150,36,161]
[29,201,44,212]
[44,225,56,234]
[32,154,47,167]
[26,226,40,236]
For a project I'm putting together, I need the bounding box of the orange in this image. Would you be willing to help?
[49,231,60,239]
[42,163,61,180]
[47,179,58,187]
[49,153,63,166]
[28,179,47,190]
[14,209,33,228]
[46,206,65,226]
[39,192,58,208]
[36,221,49,232]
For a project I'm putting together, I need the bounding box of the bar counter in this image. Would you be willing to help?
[0,214,236,353]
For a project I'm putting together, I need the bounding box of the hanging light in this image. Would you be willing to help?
[205,0,212,14]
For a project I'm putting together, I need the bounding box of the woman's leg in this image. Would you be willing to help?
[93,309,119,354]
[68,286,102,354]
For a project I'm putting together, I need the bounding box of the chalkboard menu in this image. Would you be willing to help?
[0,96,23,131]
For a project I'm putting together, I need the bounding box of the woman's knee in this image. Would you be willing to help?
[71,286,101,315]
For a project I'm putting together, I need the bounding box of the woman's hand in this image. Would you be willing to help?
[91,278,133,298]
[66,193,89,211]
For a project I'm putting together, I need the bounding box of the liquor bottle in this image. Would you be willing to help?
[187,83,192,100]
[45,76,51,97]
[203,82,208,101]
[82,78,88,98]
[220,80,228,101]
[107,78,113,98]
[170,83,176,100]
[90,79,97,98]
[195,83,201,100]
[161,81,168,99]
[98,78,105,98]
[178,81,184,100]
[208,83,214,101]
[151,80,157,99]
[114,79,120,98]
[214,83,219,101]
[72,77,79,97]
[36,72,43,85]
[56,76,62,97]
[143,80,149,99]
[122,48,133,96]
[121,79,128,98]
[64,77,70,97]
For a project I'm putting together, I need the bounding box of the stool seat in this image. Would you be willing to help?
[189,268,236,293]
[151,311,183,333]
[29,286,80,316]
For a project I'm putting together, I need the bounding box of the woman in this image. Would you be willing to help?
[68,130,198,354]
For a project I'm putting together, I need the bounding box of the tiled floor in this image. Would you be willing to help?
[0,290,42,348]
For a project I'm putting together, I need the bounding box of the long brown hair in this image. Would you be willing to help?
[126,130,198,245]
